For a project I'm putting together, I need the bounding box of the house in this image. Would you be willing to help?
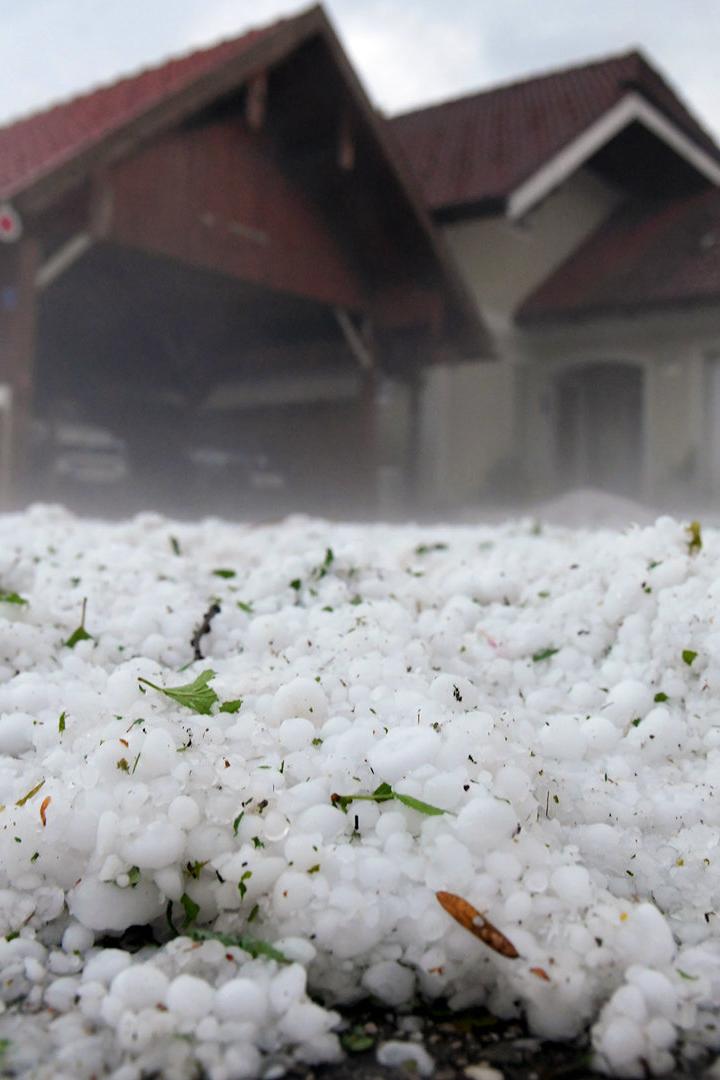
[390,50,720,507]
[0,5,489,516]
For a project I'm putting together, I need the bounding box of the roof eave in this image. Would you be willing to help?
[507,91,720,221]
[8,5,325,214]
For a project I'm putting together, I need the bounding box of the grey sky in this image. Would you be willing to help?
[2,0,720,142]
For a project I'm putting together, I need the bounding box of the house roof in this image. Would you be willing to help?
[0,22,288,203]
[517,186,720,323]
[0,4,491,357]
[389,50,720,216]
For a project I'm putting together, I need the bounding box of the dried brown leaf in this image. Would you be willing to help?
[530,966,551,981]
[436,890,519,959]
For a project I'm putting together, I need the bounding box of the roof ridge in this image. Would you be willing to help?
[390,47,644,122]
[0,9,301,135]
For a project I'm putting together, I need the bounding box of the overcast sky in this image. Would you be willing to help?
[2,0,720,141]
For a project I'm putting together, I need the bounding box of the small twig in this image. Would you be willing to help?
[191,602,221,661]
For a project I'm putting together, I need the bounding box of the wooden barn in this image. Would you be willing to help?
[0,5,490,516]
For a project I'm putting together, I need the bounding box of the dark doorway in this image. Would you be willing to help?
[555,362,644,494]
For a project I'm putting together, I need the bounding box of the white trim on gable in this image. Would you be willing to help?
[507,91,720,220]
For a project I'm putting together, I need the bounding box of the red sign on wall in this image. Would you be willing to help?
[0,204,22,243]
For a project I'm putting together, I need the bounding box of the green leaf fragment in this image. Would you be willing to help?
[686,520,702,555]
[394,792,447,816]
[290,579,302,592]
[212,568,236,579]
[332,781,449,817]
[127,866,141,887]
[220,699,242,714]
[180,892,200,927]
[58,711,66,734]
[238,870,252,899]
[232,812,244,836]
[414,542,448,556]
[342,1028,376,1053]
[15,779,45,807]
[0,590,28,606]
[186,926,288,963]
[682,650,698,666]
[236,601,253,614]
[185,860,208,879]
[654,692,669,703]
[65,625,92,648]
[138,669,218,715]
[532,647,559,662]
[677,968,700,980]
[169,536,181,556]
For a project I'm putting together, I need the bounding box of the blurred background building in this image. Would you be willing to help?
[2,5,720,517]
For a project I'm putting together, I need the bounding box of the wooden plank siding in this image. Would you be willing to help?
[108,117,368,311]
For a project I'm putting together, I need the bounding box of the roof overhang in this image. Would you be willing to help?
[1,4,492,359]
[507,91,720,220]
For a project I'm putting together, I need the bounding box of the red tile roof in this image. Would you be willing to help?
[517,187,720,322]
[0,18,287,201]
[389,50,720,214]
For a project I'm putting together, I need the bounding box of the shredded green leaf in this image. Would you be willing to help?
[414,542,448,556]
[65,625,92,648]
[169,536,181,556]
[138,669,218,715]
[0,590,28,606]
[238,870,252,899]
[532,647,559,662]
[236,601,253,614]
[342,1028,376,1053]
[332,781,449,817]
[185,860,208,880]
[682,650,698,666]
[180,892,200,927]
[232,812,244,836]
[676,968,700,980]
[15,779,45,807]
[212,568,236,579]
[686,520,702,555]
[220,699,242,714]
[186,927,288,963]
[394,792,448,816]
[654,692,669,703]
[127,866,141,887]
[58,711,66,734]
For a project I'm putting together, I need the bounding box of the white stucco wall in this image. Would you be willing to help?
[443,167,623,328]
[515,310,720,504]
[419,168,623,505]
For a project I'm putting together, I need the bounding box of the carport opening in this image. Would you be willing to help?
[32,244,375,517]
[554,361,644,495]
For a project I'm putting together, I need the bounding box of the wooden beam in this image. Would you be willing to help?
[338,112,355,172]
[245,71,268,131]
[36,232,93,290]
[334,307,373,369]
